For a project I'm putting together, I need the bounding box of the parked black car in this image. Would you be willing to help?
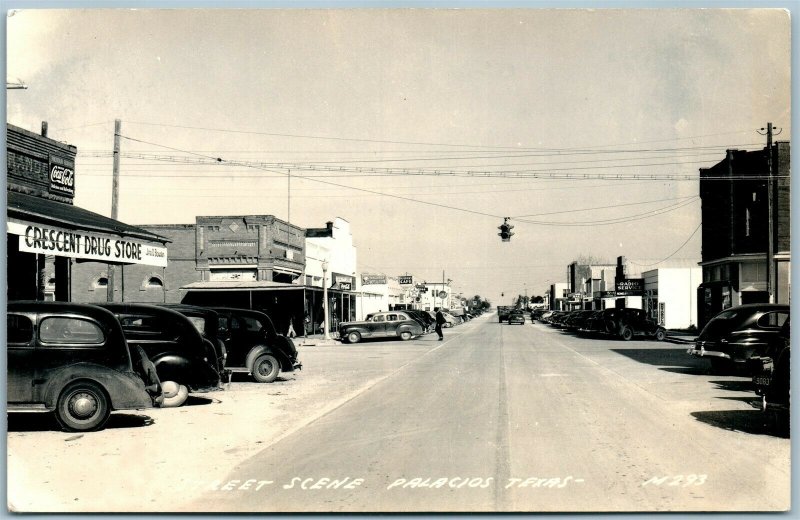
[7,301,163,431]
[160,304,231,382]
[587,308,666,341]
[99,303,222,407]
[689,304,790,372]
[751,318,790,434]
[401,309,434,333]
[211,307,301,383]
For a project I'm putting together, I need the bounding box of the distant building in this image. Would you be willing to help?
[697,142,790,326]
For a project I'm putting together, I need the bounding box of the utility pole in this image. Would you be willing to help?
[107,119,121,302]
[758,123,779,303]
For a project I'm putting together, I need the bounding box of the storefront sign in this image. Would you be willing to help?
[398,275,413,285]
[331,272,355,290]
[615,278,644,296]
[8,221,168,267]
[210,269,257,281]
[49,156,75,196]
[361,274,387,285]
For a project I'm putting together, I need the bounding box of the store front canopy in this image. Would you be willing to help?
[7,191,169,267]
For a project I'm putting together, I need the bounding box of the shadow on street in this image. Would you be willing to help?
[691,409,788,438]
[610,348,708,372]
[7,412,155,432]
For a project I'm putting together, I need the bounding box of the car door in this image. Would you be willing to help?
[35,314,108,402]
[385,313,402,336]
[7,312,37,404]
[117,313,177,362]
[366,314,387,337]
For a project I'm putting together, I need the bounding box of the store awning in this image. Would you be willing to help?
[181,280,353,293]
[7,191,170,267]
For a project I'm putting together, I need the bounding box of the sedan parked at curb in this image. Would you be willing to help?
[689,303,789,372]
[339,311,424,344]
[7,301,163,432]
[211,307,302,384]
[99,303,222,407]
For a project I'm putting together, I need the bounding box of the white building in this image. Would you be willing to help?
[642,266,702,330]
[304,218,357,290]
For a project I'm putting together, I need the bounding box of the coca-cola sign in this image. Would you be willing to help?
[49,163,75,195]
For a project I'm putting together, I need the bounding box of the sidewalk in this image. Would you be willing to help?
[665,330,698,345]
[294,334,341,347]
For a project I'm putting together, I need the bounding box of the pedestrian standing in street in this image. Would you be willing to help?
[435,307,446,341]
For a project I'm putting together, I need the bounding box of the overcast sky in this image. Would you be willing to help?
[6,8,791,305]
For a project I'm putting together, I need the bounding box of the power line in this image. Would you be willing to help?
[510,195,697,218]
[627,223,702,267]
[124,119,756,152]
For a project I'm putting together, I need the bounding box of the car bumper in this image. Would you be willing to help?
[687,345,731,359]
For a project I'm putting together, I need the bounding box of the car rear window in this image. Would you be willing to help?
[8,314,34,344]
[757,311,789,329]
[40,317,105,345]
[186,316,206,334]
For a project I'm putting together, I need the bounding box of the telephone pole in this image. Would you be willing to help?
[107,119,121,302]
[758,123,780,304]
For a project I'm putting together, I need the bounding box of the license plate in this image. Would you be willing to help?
[753,376,772,387]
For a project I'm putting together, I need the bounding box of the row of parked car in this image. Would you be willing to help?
[337,308,477,344]
[532,307,667,341]
[7,301,302,432]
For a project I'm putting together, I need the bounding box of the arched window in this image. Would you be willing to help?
[94,277,109,288]
[146,277,164,288]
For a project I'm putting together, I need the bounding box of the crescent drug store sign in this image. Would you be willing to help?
[8,221,169,267]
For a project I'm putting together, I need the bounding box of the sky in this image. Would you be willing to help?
[5,8,792,305]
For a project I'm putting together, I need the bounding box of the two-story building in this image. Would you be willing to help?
[697,142,791,326]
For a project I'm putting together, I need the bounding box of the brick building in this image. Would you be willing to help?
[697,141,791,326]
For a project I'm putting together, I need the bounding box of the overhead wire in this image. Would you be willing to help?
[626,223,703,267]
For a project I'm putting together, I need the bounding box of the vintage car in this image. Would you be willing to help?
[211,307,301,383]
[7,301,163,432]
[586,308,666,341]
[690,303,790,372]
[507,310,526,325]
[752,318,790,434]
[160,304,231,382]
[339,311,425,343]
[99,303,222,407]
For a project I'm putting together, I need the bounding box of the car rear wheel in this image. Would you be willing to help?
[654,329,666,341]
[55,381,110,432]
[400,331,413,341]
[347,331,362,344]
[620,326,634,341]
[252,354,280,383]
[161,381,190,407]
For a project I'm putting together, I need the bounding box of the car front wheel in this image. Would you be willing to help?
[55,381,111,432]
[347,331,362,344]
[655,329,666,341]
[252,354,280,383]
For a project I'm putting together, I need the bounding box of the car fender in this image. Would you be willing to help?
[396,325,421,336]
[40,362,152,411]
[246,345,291,372]
[341,325,371,338]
